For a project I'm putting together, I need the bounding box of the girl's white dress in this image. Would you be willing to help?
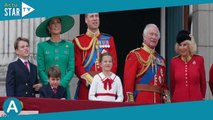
[88,72,123,102]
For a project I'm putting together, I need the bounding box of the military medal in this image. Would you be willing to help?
[154,74,157,85]
[106,41,110,48]
[102,40,105,48]
[160,69,163,77]
[155,60,157,73]
[99,40,103,48]
[95,59,100,71]
[159,76,162,84]
[156,57,163,66]
[104,40,107,48]
[160,69,164,83]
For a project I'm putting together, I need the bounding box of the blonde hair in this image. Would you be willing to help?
[175,35,197,55]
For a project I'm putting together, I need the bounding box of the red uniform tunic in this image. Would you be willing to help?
[73,30,117,100]
[170,55,206,102]
[123,46,167,104]
[209,64,213,95]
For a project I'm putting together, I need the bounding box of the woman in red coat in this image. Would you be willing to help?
[170,30,206,102]
[209,64,213,95]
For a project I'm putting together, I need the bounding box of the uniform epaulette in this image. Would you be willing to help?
[125,48,141,61]
[101,33,111,37]
[76,34,84,38]
[130,48,141,53]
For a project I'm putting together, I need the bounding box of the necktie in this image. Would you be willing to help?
[24,61,29,72]
[53,88,57,94]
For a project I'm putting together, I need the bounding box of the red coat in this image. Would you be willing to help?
[170,55,206,102]
[209,64,213,95]
[123,47,167,104]
[73,32,117,100]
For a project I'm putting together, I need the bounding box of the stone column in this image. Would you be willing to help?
[192,3,213,99]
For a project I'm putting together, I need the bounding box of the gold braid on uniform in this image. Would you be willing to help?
[134,51,152,78]
[133,43,156,78]
[83,37,99,68]
[75,29,100,68]
[75,37,94,51]
[142,43,156,73]
[75,37,94,64]
[74,29,100,51]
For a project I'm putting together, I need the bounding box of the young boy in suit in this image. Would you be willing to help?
[6,37,41,97]
[39,66,67,99]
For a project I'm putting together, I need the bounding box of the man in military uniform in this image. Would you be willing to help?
[123,24,170,104]
[73,13,117,100]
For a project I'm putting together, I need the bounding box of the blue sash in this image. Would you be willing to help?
[138,53,163,84]
[138,65,158,84]
[74,34,110,99]
[134,53,163,98]
[84,46,103,72]
[84,34,110,71]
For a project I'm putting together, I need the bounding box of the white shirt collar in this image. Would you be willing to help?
[99,72,116,80]
[19,58,30,71]
[19,57,29,64]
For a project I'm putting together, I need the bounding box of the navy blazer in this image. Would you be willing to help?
[6,58,38,97]
[39,83,67,99]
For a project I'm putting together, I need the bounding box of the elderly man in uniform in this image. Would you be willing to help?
[123,24,170,104]
[73,13,117,100]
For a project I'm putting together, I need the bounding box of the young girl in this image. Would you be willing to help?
[88,52,123,102]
